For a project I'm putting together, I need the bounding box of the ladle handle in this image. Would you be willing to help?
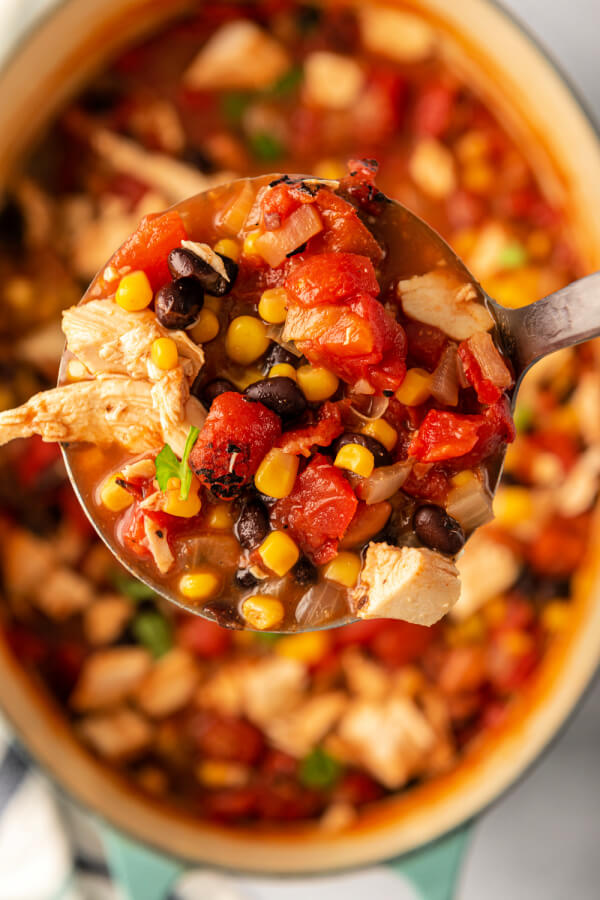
[488,271,600,381]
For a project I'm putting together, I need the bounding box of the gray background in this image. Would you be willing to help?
[0,1,599,898]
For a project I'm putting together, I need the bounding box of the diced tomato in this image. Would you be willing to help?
[261,750,298,777]
[404,320,447,370]
[458,341,503,404]
[288,303,376,356]
[528,514,589,578]
[110,210,188,290]
[455,396,516,469]
[260,180,317,230]
[409,410,484,463]
[446,189,485,230]
[353,73,408,149]
[119,505,150,559]
[256,779,324,820]
[285,252,379,307]
[309,188,384,263]
[338,158,386,215]
[335,771,384,805]
[177,616,233,658]
[271,454,358,564]
[402,464,450,502]
[370,620,439,667]
[333,619,389,648]
[277,401,344,457]
[413,80,456,138]
[190,393,281,499]
[204,787,259,822]
[16,435,62,488]
[190,712,264,765]
[4,625,47,665]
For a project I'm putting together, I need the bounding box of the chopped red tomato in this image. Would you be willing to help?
[277,401,344,457]
[455,397,515,469]
[458,340,510,405]
[404,320,447,369]
[285,252,379,307]
[111,210,188,290]
[16,435,61,488]
[339,158,386,215]
[410,410,484,463]
[190,393,281,499]
[310,188,384,263]
[334,771,384,805]
[402,464,450,502]
[190,712,264,764]
[413,80,456,138]
[370,620,439,667]
[271,454,358,564]
[528,514,589,577]
[286,303,376,355]
[177,616,233,658]
[260,180,316,230]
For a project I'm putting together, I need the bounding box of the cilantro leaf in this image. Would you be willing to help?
[154,425,200,500]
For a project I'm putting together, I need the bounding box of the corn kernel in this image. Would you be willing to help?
[323,552,362,588]
[190,308,220,343]
[269,363,297,381]
[213,238,240,262]
[100,473,133,512]
[360,419,397,452]
[232,367,264,390]
[456,130,489,163]
[526,230,551,260]
[445,614,485,647]
[483,598,506,627]
[493,486,534,529]
[462,161,494,194]
[395,368,431,406]
[151,337,178,370]
[242,594,285,631]
[225,315,269,364]
[179,567,222,601]
[255,449,299,499]
[451,469,477,488]
[499,629,533,657]
[541,601,571,633]
[163,481,202,518]
[243,229,263,258]
[258,287,288,324]
[296,365,339,403]
[196,759,248,787]
[205,503,233,530]
[115,270,153,311]
[452,227,478,259]
[258,530,300,576]
[334,443,375,478]
[275,631,331,664]
[203,295,221,313]
[313,159,347,180]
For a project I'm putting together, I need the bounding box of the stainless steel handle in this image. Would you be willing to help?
[488,271,600,381]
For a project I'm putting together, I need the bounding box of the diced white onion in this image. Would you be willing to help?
[357,461,413,504]
[265,324,304,356]
[255,204,323,267]
[446,478,493,531]
[347,395,390,424]
[217,179,257,236]
[430,343,459,406]
[466,331,512,390]
[295,581,347,627]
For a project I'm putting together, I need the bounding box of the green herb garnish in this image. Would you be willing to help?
[131,611,173,658]
[267,65,303,98]
[249,132,285,162]
[221,91,251,124]
[514,404,534,433]
[299,747,342,789]
[498,241,528,270]
[155,425,199,500]
[111,572,156,602]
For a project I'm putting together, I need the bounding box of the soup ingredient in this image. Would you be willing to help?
[154,276,204,330]
[413,504,465,555]
[398,269,493,340]
[155,425,200,500]
[244,377,307,420]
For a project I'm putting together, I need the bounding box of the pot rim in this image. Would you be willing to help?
[0,0,599,874]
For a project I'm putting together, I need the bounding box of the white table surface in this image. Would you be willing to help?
[0,2,599,898]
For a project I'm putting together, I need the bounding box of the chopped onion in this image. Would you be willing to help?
[217,179,257,235]
[295,581,347,627]
[265,324,304,356]
[357,461,412,504]
[430,343,459,406]
[466,331,512,389]
[255,204,323,267]
[445,477,493,531]
[347,394,389,424]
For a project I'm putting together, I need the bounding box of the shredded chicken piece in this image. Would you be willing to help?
[358,7,436,62]
[135,649,201,718]
[1,528,55,595]
[555,447,600,517]
[0,376,162,453]
[35,567,95,621]
[241,657,307,727]
[90,129,232,204]
[83,595,133,646]
[121,458,156,480]
[151,370,205,458]
[264,692,347,758]
[195,662,249,718]
[355,543,460,626]
[452,533,520,620]
[79,707,153,761]
[63,299,204,383]
[409,139,456,199]
[303,52,365,110]
[143,516,174,575]
[398,269,493,340]
[71,647,152,711]
[341,648,389,701]
[182,21,290,92]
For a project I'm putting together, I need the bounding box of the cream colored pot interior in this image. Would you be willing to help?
[0,0,599,873]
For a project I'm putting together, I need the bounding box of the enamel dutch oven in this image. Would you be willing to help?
[0,1,599,897]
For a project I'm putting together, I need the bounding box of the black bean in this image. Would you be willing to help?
[155,276,203,329]
[234,569,259,589]
[292,557,318,586]
[167,247,238,296]
[192,376,238,409]
[413,505,465,555]
[235,499,269,549]
[332,432,392,467]
[261,342,301,373]
[244,377,307,420]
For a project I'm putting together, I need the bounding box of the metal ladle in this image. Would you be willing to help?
[60,175,600,631]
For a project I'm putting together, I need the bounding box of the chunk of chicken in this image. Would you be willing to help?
[79,707,153,761]
[135,649,201,718]
[1,528,55,595]
[264,693,347,758]
[143,516,175,575]
[409,139,456,199]
[35,567,95,621]
[452,533,520,620]
[337,696,437,788]
[90,129,232,204]
[62,299,203,383]
[355,543,460,626]
[183,21,290,92]
[151,369,206,458]
[241,657,307,727]
[555,447,600,517]
[0,376,162,453]
[358,7,436,62]
[70,647,152,711]
[196,662,249,718]
[398,269,493,341]
[341,648,389,701]
[83,595,133,645]
[573,371,600,446]
[303,52,365,110]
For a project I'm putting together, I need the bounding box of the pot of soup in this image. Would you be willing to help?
[0,0,598,889]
